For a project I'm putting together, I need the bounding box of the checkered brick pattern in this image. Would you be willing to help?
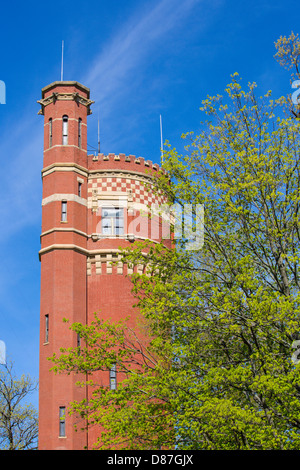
[88,175,167,206]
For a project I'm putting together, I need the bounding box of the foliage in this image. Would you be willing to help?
[275,31,300,80]
[0,361,38,450]
[274,31,300,117]
[50,34,300,449]
[50,314,175,449]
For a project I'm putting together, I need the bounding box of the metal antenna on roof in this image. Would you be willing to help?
[61,40,64,81]
[160,114,164,164]
[98,109,100,154]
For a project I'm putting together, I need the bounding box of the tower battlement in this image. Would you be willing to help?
[88,152,166,177]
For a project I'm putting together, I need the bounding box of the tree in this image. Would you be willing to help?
[274,31,300,117]
[50,35,300,450]
[0,361,38,450]
[50,313,176,450]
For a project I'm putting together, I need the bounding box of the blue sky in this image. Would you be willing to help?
[0,0,299,409]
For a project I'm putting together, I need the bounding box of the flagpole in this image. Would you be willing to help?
[160,114,163,164]
[61,40,64,81]
[98,109,100,154]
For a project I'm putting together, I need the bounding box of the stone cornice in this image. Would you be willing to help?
[41,162,88,178]
[42,193,87,207]
[41,81,90,96]
[39,243,151,261]
[37,91,94,115]
[40,227,88,239]
[88,168,154,183]
[41,164,156,183]
[39,244,124,261]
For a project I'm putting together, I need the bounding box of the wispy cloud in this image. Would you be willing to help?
[0,0,217,242]
[0,0,224,384]
[84,0,205,116]
[0,113,42,242]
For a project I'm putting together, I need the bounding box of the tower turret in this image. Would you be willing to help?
[38,81,171,450]
[38,81,92,450]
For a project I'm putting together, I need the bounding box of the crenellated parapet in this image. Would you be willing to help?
[88,152,167,176]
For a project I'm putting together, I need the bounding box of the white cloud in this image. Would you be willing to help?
[0,0,218,241]
[0,114,42,242]
[84,0,204,114]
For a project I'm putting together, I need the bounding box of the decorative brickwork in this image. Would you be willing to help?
[88,170,166,207]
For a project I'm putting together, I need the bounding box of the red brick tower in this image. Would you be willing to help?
[38,81,171,450]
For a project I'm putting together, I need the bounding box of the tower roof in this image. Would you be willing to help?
[38,81,94,115]
[41,81,91,99]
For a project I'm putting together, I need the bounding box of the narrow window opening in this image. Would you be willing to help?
[78,118,82,148]
[45,314,49,343]
[49,118,53,148]
[61,201,67,222]
[77,333,81,355]
[109,364,117,390]
[78,182,82,197]
[62,115,68,145]
[59,406,66,437]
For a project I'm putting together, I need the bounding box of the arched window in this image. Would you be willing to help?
[78,118,82,148]
[62,115,68,145]
[49,118,53,148]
